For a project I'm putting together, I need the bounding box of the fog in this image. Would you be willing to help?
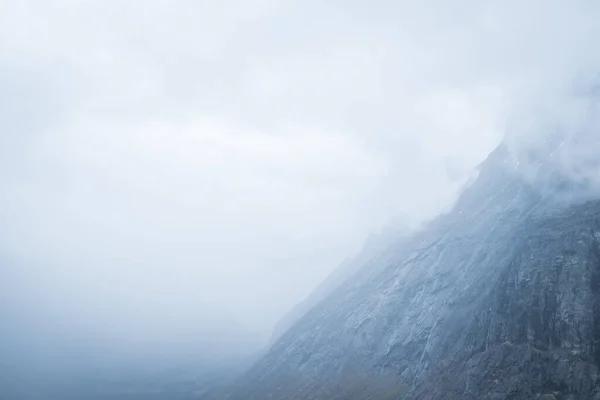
[2,0,600,380]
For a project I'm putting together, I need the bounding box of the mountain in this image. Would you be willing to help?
[222,139,600,399]
[270,222,411,344]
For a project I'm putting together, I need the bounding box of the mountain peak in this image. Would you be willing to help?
[221,136,600,399]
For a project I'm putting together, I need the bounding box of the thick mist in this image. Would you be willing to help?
[2,1,600,397]
[504,91,600,200]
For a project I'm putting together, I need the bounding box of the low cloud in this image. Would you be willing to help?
[1,0,600,349]
[504,86,600,199]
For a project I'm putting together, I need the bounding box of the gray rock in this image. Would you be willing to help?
[223,143,600,400]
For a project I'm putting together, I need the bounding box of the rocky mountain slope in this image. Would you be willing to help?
[222,140,600,400]
[270,223,411,345]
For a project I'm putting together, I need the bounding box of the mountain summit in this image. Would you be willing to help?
[222,138,600,399]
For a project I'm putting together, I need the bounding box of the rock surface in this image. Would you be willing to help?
[222,143,600,400]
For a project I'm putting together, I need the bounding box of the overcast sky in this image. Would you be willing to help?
[2,1,600,342]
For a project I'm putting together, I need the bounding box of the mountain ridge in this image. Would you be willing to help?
[220,139,600,399]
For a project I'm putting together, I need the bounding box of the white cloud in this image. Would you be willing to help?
[1,0,600,341]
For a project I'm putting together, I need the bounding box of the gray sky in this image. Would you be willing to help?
[2,0,600,342]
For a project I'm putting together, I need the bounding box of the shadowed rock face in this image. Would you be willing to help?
[222,143,600,400]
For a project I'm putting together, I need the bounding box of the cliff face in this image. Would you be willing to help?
[224,143,600,400]
[270,223,410,345]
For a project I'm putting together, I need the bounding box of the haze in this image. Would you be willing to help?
[2,0,600,369]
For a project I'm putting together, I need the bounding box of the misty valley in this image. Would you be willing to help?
[3,1,600,399]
